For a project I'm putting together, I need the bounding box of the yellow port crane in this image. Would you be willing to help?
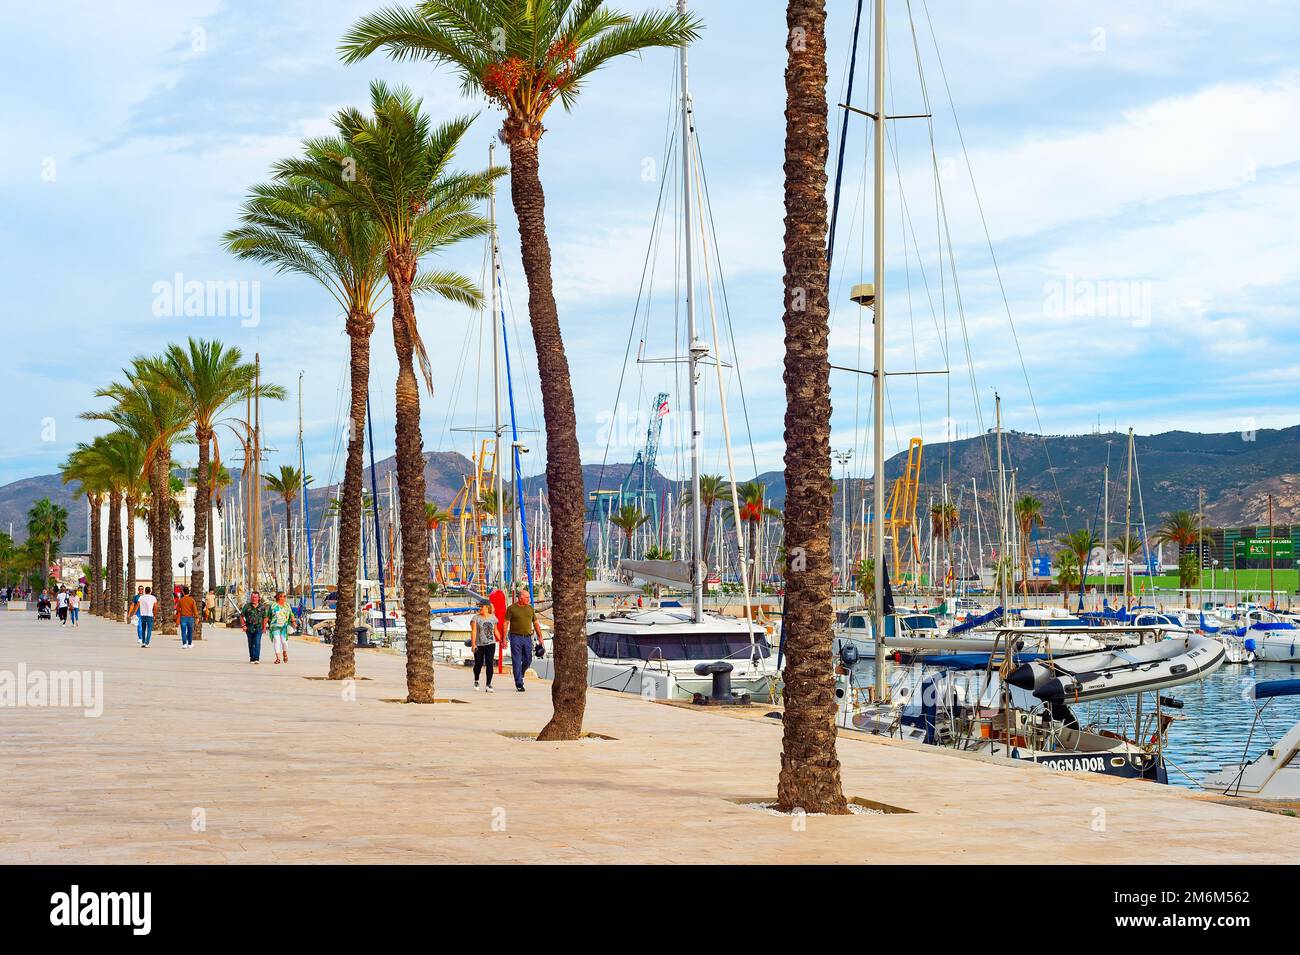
[436,439,497,588]
[882,437,923,588]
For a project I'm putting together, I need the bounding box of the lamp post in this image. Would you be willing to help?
[833,449,854,592]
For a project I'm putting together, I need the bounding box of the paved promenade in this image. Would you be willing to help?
[1,609,1297,864]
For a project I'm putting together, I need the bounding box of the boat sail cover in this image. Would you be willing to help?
[617,559,692,588]
[586,580,643,596]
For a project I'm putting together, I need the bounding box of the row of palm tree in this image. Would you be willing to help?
[217,2,697,724]
[62,340,283,634]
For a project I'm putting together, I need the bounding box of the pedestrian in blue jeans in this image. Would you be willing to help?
[136,587,157,648]
[504,592,544,692]
[176,586,198,648]
[129,585,144,644]
[238,592,268,663]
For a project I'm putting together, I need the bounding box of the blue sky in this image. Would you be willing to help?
[3,0,1299,492]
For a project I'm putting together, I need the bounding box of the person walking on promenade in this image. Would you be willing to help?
[176,586,198,648]
[238,591,269,664]
[129,585,144,644]
[505,591,544,693]
[471,600,499,692]
[268,591,293,664]
[56,586,69,625]
[136,586,157,647]
[204,588,216,623]
[68,589,80,627]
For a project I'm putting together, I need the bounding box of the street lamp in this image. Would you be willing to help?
[833,449,854,591]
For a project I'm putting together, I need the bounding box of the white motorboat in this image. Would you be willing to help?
[1238,608,1300,662]
[1007,632,1226,704]
[1202,679,1300,798]
[533,608,779,702]
[833,608,946,660]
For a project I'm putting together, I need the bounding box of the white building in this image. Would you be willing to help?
[93,486,224,589]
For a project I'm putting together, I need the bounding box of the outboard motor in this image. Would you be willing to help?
[839,643,860,667]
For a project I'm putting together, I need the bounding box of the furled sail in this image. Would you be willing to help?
[617,559,691,588]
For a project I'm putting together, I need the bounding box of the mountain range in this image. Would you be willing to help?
[8,425,1300,552]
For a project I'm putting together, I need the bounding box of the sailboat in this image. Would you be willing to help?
[824,1,1214,783]
[534,0,779,703]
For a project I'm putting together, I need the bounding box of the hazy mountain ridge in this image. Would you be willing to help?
[10,425,1300,551]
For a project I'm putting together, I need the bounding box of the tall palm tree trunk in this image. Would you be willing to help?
[506,134,587,741]
[88,493,103,615]
[150,455,176,634]
[330,312,372,680]
[125,494,137,621]
[190,430,211,640]
[387,257,435,703]
[777,0,848,814]
[208,502,218,594]
[107,491,123,621]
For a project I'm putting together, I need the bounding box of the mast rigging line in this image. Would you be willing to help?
[915,0,1072,536]
[582,92,680,554]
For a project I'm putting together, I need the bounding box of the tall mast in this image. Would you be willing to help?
[1102,460,1109,606]
[1197,487,1204,612]
[995,393,1008,612]
[489,142,506,592]
[251,353,262,592]
[871,0,887,695]
[679,0,704,622]
[1124,427,1134,607]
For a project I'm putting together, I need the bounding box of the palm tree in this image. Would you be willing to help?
[26,498,68,589]
[225,160,394,680]
[425,501,450,576]
[724,481,779,594]
[264,466,312,599]
[102,431,146,621]
[1056,527,1099,609]
[854,557,875,607]
[608,504,650,559]
[1014,495,1044,596]
[84,358,192,635]
[158,338,281,639]
[1055,551,1081,609]
[1153,510,1204,606]
[277,83,496,703]
[680,473,726,578]
[929,501,959,589]
[60,443,107,614]
[341,0,701,737]
[775,0,847,814]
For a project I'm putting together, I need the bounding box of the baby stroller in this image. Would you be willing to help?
[36,598,52,620]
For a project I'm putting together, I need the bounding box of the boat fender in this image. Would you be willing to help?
[839,644,860,667]
[1007,661,1052,693]
[1244,638,1256,652]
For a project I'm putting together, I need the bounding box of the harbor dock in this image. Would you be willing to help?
[2,612,1297,864]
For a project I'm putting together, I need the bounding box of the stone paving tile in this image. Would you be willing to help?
[2,610,1298,863]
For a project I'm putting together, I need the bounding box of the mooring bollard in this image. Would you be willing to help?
[694,660,736,703]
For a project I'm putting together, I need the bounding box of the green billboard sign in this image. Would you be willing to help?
[1233,537,1294,561]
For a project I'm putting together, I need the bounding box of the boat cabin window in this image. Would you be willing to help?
[588,630,772,661]
[847,614,868,630]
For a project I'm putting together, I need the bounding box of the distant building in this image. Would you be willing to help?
[1198,525,1299,572]
[91,487,224,588]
